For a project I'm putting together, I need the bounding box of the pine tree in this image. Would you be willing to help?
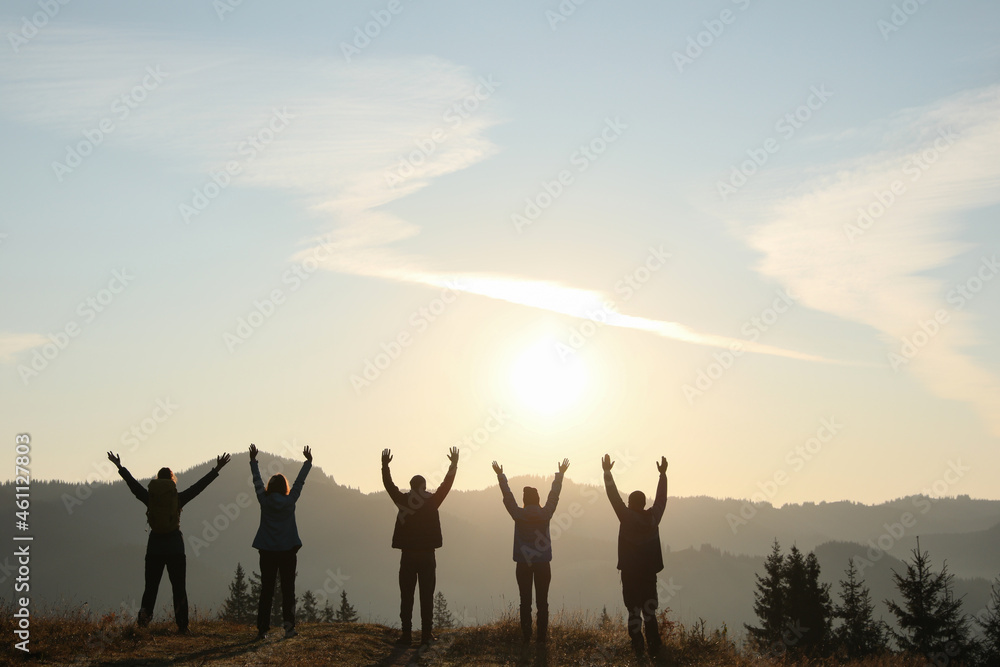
[976,576,1000,666]
[300,590,319,623]
[335,590,358,623]
[321,599,335,623]
[833,558,887,659]
[433,591,454,630]
[746,540,786,651]
[885,540,973,663]
[800,551,833,654]
[599,605,613,629]
[221,563,254,624]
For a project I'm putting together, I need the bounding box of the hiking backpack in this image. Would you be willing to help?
[146,478,180,533]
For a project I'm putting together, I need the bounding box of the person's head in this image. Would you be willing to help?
[523,486,540,507]
[157,467,177,484]
[267,473,289,495]
[628,490,646,511]
[409,475,427,494]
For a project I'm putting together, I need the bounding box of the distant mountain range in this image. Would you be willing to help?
[3,453,997,635]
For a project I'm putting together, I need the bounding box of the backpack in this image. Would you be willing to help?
[146,479,180,533]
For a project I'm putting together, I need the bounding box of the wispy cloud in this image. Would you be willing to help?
[0,333,47,363]
[733,85,1000,435]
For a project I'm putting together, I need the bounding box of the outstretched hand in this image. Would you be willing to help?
[215,453,231,471]
[492,461,503,475]
[657,456,668,474]
[249,444,258,462]
[303,445,313,462]
[381,449,392,467]
[107,451,121,469]
[447,446,459,465]
[558,458,570,474]
[601,454,614,472]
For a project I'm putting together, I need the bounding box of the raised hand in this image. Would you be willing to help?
[447,446,460,465]
[382,448,392,467]
[303,445,313,462]
[657,456,668,474]
[492,461,503,475]
[558,458,570,474]
[602,454,614,472]
[215,453,231,471]
[107,451,122,469]
[249,444,258,462]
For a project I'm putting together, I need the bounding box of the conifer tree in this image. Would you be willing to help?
[833,558,887,659]
[221,563,254,623]
[300,590,319,623]
[335,590,359,623]
[433,591,455,630]
[974,576,1000,666]
[746,540,786,651]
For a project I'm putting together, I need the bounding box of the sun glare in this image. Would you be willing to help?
[509,339,588,415]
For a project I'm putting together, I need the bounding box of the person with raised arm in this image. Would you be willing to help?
[382,447,458,646]
[249,443,312,640]
[492,458,569,643]
[107,450,230,633]
[602,453,668,658]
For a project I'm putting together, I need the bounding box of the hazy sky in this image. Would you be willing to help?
[2,1,999,505]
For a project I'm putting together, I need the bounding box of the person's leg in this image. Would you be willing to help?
[398,550,417,639]
[641,572,661,656]
[621,570,644,655]
[417,551,436,643]
[257,550,279,635]
[139,553,167,627]
[278,551,297,633]
[165,553,189,631]
[535,562,551,643]
[515,562,533,642]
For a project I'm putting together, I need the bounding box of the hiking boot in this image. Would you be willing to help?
[137,608,152,628]
[284,627,298,639]
[396,630,413,644]
[420,632,437,646]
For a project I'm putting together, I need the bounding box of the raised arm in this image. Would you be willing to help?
[494,461,523,520]
[289,446,313,502]
[542,458,569,517]
[602,454,628,521]
[431,447,459,508]
[249,444,266,502]
[650,456,668,524]
[381,448,405,505]
[178,453,228,507]
[109,452,149,505]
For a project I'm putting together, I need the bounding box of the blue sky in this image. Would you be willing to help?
[2,0,999,504]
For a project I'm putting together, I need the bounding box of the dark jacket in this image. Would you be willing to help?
[119,466,219,556]
[382,462,456,551]
[604,470,667,573]
[251,460,311,551]
[499,472,563,563]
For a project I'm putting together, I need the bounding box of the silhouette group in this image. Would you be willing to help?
[107,447,670,657]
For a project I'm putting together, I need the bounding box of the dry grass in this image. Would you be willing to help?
[0,605,930,666]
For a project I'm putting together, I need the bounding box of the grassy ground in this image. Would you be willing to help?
[0,608,928,666]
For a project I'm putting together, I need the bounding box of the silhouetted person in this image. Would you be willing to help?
[108,450,230,633]
[250,443,312,640]
[492,458,568,643]
[603,453,668,657]
[382,447,458,646]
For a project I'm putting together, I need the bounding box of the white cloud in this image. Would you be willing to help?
[735,85,1000,435]
[0,333,47,363]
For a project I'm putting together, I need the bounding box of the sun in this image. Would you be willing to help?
[508,339,589,415]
